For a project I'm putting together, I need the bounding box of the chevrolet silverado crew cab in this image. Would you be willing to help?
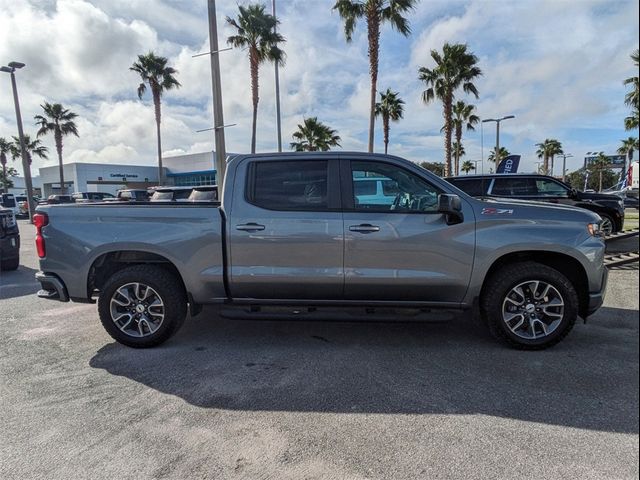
[34,153,607,350]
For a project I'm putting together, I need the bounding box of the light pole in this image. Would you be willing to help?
[207,0,227,187]
[556,153,573,181]
[482,115,515,164]
[1,61,35,222]
[272,0,282,152]
[472,160,481,175]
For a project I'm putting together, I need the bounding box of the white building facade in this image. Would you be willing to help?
[37,151,229,196]
[39,163,159,197]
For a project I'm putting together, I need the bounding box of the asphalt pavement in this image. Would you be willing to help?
[1,220,638,479]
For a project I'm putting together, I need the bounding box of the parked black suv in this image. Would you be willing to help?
[0,207,20,271]
[447,174,625,235]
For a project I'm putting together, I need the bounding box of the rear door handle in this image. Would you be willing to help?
[236,223,265,232]
[349,224,380,233]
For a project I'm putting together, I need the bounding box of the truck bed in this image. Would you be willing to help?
[36,202,226,303]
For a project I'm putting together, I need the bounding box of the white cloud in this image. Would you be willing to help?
[0,0,638,179]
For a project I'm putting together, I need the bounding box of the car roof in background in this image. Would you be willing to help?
[447,173,551,179]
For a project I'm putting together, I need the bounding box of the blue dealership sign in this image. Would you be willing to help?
[496,155,521,174]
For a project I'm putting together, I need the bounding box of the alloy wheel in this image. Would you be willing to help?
[501,280,564,340]
[109,282,165,337]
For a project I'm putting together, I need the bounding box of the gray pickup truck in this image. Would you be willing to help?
[34,152,607,349]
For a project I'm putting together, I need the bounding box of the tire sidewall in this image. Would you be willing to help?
[98,266,186,347]
[484,264,578,349]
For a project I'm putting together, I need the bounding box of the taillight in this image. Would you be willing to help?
[33,212,49,258]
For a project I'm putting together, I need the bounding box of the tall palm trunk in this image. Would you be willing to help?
[550,155,555,176]
[1,158,6,193]
[455,123,462,176]
[383,115,390,154]
[443,91,453,177]
[366,9,380,154]
[54,127,65,193]
[250,47,259,154]
[543,154,549,173]
[152,86,164,185]
[599,169,603,192]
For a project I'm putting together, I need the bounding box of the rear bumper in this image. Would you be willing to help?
[585,268,608,317]
[35,271,69,302]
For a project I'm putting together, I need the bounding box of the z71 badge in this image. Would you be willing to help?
[481,207,514,215]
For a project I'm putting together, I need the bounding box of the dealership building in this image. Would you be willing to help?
[38,151,221,196]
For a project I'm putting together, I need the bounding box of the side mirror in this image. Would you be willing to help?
[569,188,578,198]
[438,194,464,225]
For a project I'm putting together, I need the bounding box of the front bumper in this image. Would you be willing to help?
[35,271,69,302]
[585,268,608,317]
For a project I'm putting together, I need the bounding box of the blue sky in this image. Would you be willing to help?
[0,0,638,177]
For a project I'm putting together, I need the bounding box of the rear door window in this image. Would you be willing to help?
[491,178,538,196]
[247,160,329,211]
[448,178,488,196]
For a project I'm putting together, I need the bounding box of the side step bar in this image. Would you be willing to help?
[604,251,639,268]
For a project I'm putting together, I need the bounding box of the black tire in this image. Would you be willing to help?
[98,264,187,348]
[480,261,579,350]
[599,213,615,236]
[0,255,19,271]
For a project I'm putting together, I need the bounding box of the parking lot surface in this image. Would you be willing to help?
[1,221,638,479]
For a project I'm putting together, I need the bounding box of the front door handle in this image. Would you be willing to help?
[236,223,265,232]
[349,224,380,233]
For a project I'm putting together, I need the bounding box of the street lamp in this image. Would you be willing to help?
[1,61,36,222]
[482,115,515,163]
[556,153,573,181]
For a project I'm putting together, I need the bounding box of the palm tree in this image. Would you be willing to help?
[10,134,48,166]
[535,139,563,175]
[34,102,78,194]
[130,52,181,185]
[0,137,11,193]
[617,136,639,182]
[419,43,482,177]
[487,146,510,164]
[227,4,285,154]
[461,160,475,174]
[624,50,639,131]
[624,50,639,110]
[450,100,479,175]
[374,88,404,154]
[452,141,465,161]
[290,117,341,152]
[625,107,639,131]
[333,0,416,153]
[592,152,609,192]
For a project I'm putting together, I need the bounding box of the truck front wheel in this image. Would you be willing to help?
[481,262,579,350]
[98,265,187,348]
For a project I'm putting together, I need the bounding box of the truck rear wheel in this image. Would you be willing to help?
[480,262,579,350]
[98,265,187,348]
